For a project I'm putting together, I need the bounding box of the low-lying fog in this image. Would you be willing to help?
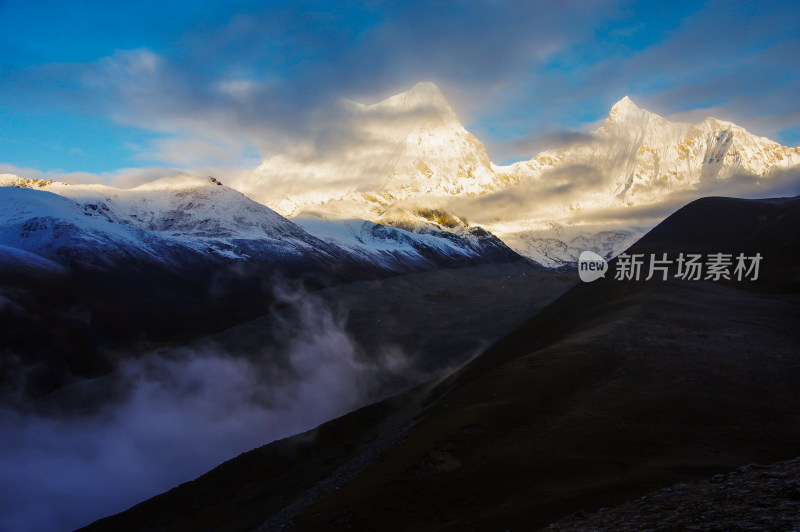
[0,291,413,532]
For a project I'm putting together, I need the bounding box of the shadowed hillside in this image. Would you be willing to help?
[85,196,800,531]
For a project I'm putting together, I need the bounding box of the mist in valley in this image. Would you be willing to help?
[0,289,416,532]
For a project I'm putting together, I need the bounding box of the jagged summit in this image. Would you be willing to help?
[606,95,653,125]
[380,81,451,111]
[610,95,639,113]
[368,81,459,127]
[346,82,455,119]
[236,81,492,215]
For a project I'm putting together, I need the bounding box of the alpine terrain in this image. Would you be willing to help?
[232,83,800,266]
[84,195,800,531]
[0,172,521,403]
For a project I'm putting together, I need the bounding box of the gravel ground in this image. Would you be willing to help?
[548,457,800,531]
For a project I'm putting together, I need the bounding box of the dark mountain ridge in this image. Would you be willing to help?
[84,195,800,531]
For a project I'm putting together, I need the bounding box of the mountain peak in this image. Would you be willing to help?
[380,81,452,113]
[608,96,643,119]
[407,81,445,99]
[133,174,218,192]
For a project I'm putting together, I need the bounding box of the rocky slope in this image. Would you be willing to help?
[548,457,800,531]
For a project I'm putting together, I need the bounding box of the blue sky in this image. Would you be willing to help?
[1,0,798,182]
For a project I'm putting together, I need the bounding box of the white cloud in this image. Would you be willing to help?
[140,137,243,166]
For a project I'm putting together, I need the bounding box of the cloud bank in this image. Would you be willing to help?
[4,0,798,175]
[0,291,417,532]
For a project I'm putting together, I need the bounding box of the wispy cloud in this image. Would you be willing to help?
[491,130,601,162]
[0,163,182,187]
[0,1,622,169]
[1,1,798,177]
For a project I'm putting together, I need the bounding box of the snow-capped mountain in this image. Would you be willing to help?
[504,95,800,210]
[0,173,519,276]
[0,174,337,277]
[231,83,800,266]
[483,97,800,264]
[5,86,796,269]
[28,175,324,262]
[233,82,502,219]
[292,214,518,270]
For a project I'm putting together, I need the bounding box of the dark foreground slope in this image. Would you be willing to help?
[86,196,800,531]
